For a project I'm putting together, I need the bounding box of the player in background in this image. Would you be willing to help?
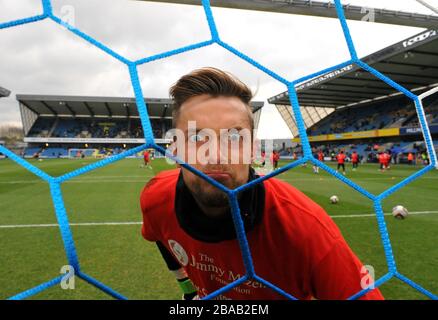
[318,150,324,163]
[407,152,414,165]
[384,151,391,170]
[33,151,41,161]
[351,151,359,171]
[261,150,266,167]
[274,151,280,170]
[271,150,280,170]
[142,150,152,169]
[312,151,320,174]
[292,152,297,161]
[378,152,386,172]
[421,152,429,166]
[336,150,346,175]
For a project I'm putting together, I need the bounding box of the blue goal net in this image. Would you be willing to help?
[0,0,437,300]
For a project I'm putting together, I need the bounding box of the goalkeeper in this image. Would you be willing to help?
[140,67,383,300]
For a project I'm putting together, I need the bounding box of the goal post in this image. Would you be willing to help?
[67,148,99,159]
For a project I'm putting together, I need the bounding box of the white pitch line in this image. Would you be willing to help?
[1,211,437,229]
[281,176,438,182]
[0,221,142,229]
[331,211,438,219]
[1,175,438,185]
[0,179,151,184]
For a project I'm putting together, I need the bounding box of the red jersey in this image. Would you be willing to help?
[351,153,359,163]
[270,153,280,163]
[318,152,324,161]
[378,154,385,164]
[383,153,390,164]
[140,169,383,300]
[143,151,150,160]
[336,153,346,164]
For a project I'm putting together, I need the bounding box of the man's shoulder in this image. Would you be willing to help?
[264,177,320,212]
[263,177,340,240]
[140,169,180,208]
[143,169,180,189]
[150,167,179,178]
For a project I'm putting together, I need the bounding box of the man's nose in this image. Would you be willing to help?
[206,138,228,164]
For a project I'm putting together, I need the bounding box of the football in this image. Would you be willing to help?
[330,195,339,204]
[392,205,408,219]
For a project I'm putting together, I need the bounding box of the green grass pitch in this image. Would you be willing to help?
[0,157,436,300]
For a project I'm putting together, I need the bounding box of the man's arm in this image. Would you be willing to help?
[310,238,384,300]
[156,241,198,300]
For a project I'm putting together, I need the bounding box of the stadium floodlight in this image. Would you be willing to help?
[0,86,11,98]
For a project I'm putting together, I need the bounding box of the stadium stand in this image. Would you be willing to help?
[270,28,438,137]
[17,95,264,158]
[268,28,438,165]
[404,98,438,127]
[307,94,438,136]
[0,86,11,157]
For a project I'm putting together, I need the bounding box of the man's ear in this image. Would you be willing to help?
[173,135,181,168]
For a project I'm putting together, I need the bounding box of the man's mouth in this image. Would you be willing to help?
[204,171,231,181]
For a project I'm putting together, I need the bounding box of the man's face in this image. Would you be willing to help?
[175,94,252,208]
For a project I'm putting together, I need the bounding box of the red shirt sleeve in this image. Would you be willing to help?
[310,238,384,300]
[139,170,180,243]
[265,179,384,300]
[140,181,159,242]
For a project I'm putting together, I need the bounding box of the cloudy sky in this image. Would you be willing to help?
[0,0,437,138]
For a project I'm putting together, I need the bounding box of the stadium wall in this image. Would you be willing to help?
[23,137,171,144]
[400,125,438,135]
[292,128,401,143]
[292,125,438,144]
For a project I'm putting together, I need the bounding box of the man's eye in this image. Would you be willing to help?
[189,134,205,142]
